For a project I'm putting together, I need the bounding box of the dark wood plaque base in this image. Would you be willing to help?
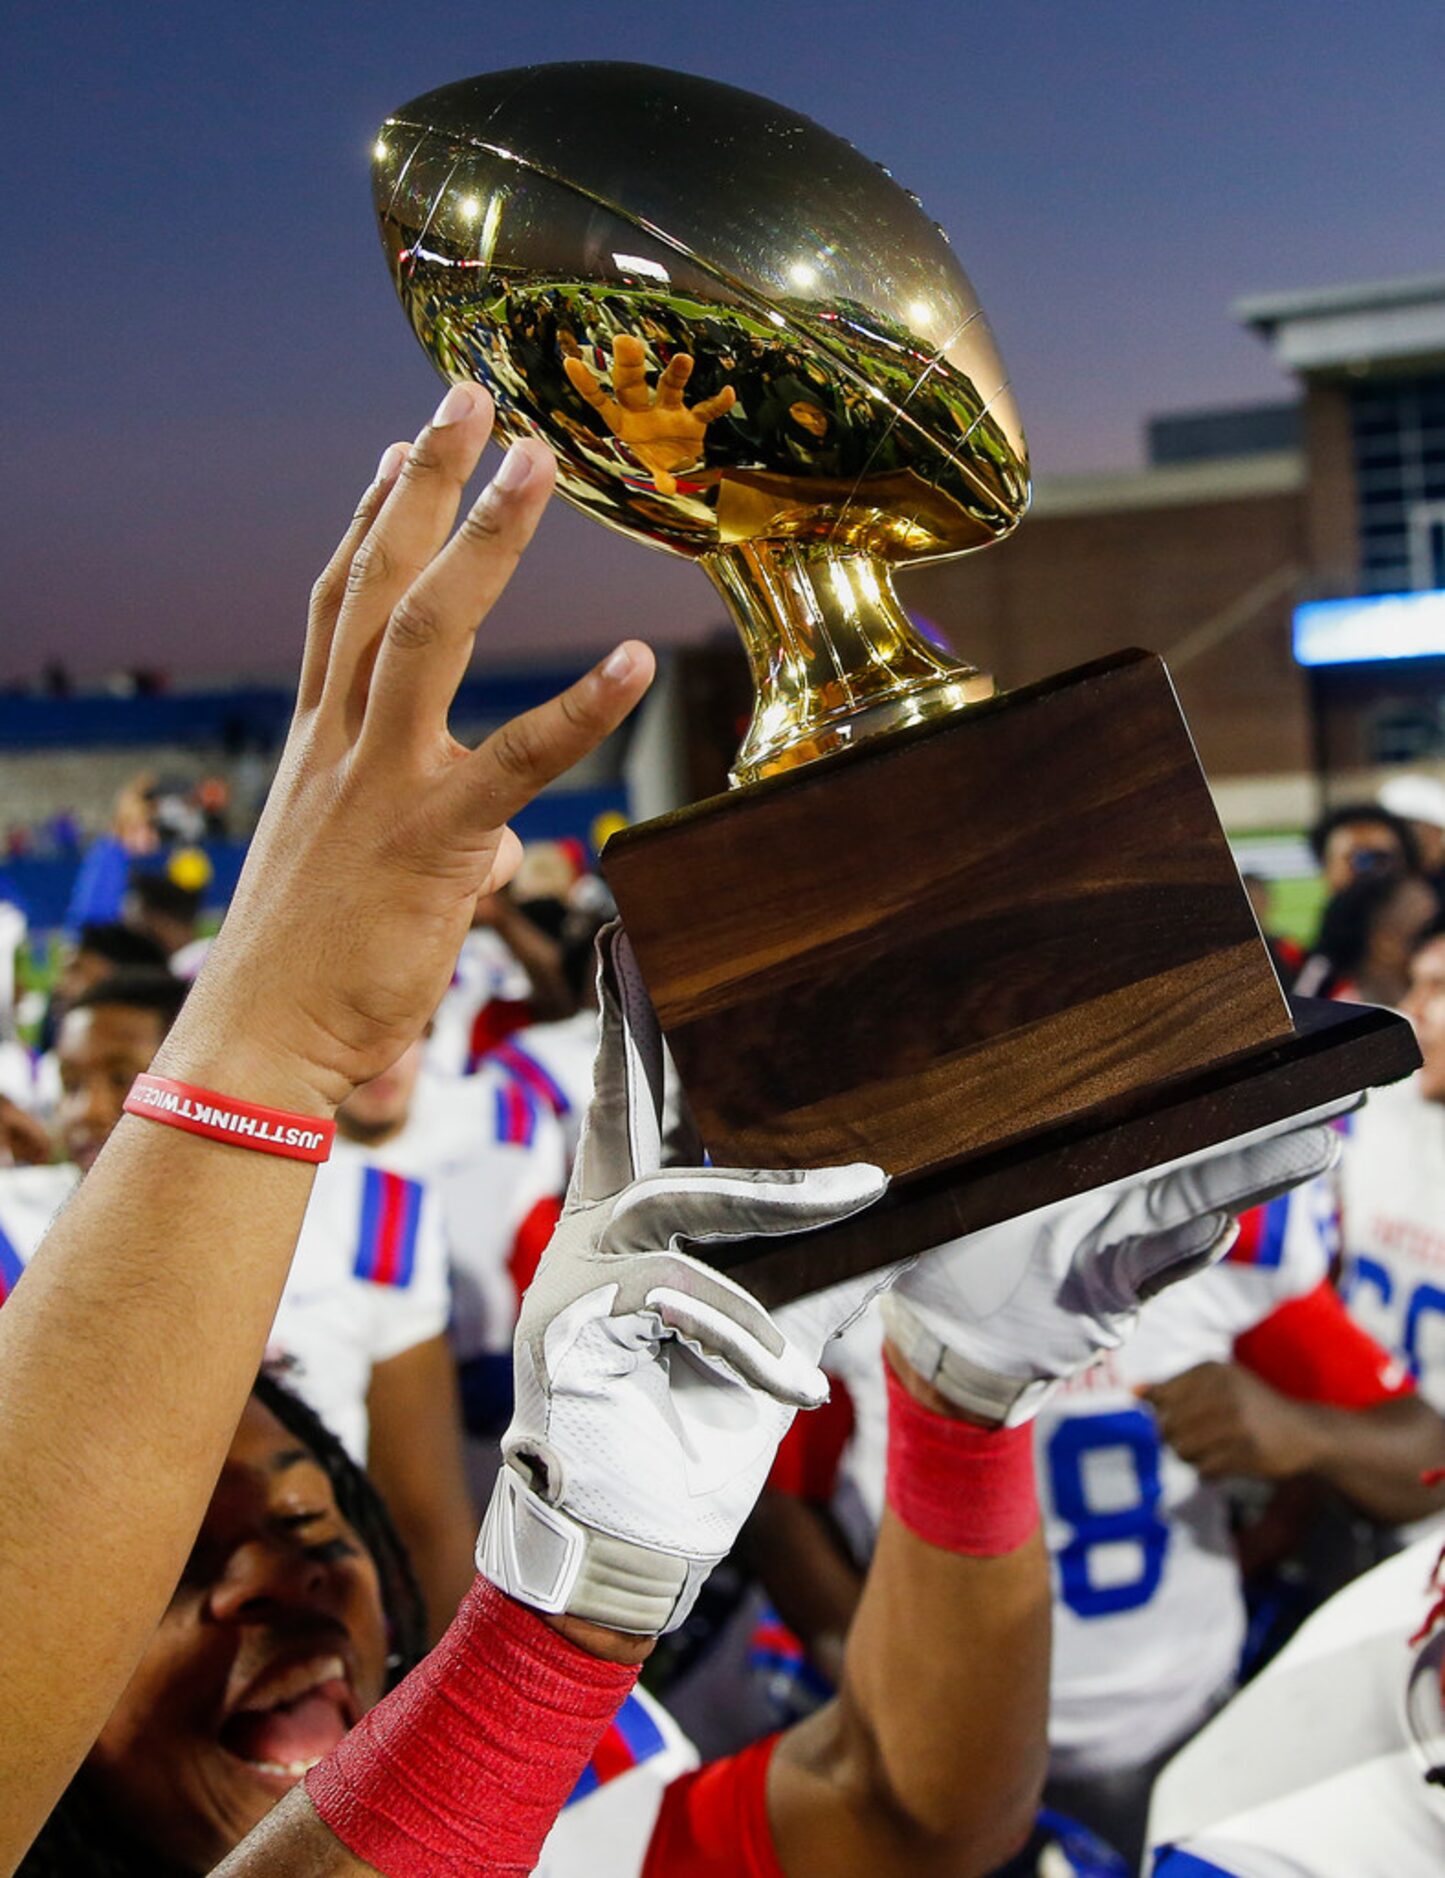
[725,997,1418,1306]
[603,650,1420,1303]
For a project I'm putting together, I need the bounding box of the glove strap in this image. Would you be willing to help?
[880,1293,1057,1428]
[478,1463,705,1637]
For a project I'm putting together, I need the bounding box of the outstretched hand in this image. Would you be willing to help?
[564,334,736,495]
[163,383,654,1114]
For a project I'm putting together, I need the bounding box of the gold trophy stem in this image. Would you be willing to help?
[701,541,994,786]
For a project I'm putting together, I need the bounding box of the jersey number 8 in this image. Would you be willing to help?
[1046,1409,1171,1619]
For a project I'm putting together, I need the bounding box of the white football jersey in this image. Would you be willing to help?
[0,1153,450,1467]
[0,1044,60,1123]
[269,1152,452,1463]
[535,1686,698,1877]
[826,1185,1334,1777]
[0,1161,80,1295]
[1339,1077,1445,1412]
[1148,1535,1445,1876]
[329,1069,565,1358]
[320,1069,565,1489]
[427,927,533,1076]
[481,1008,601,1173]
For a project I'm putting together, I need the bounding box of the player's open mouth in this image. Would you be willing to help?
[217,1652,357,1785]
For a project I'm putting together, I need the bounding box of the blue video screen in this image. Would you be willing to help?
[1294,590,1445,666]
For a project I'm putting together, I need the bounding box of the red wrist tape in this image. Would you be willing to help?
[884,1353,1039,1556]
[123,1074,335,1163]
[307,1577,638,1877]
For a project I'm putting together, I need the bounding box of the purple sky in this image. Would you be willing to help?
[5,0,1444,683]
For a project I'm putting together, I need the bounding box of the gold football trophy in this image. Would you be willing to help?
[373,63,1416,1301]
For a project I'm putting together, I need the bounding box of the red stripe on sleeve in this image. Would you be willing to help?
[1230,1206,1263,1264]
[766,1378,855,1501]
[642,1737,785,1878]
[1235,1281,1416,1408]
[509,1195,563,1307]
[467,998,535,1069]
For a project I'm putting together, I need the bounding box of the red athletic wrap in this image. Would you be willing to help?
[123,1073,335,1162]
[306,1578,638,1876]
[884,1352,1039,1555]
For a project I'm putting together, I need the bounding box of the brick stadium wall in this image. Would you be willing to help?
[901,466,1312,792]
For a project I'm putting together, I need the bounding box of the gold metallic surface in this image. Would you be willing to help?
[373,62,1029,782]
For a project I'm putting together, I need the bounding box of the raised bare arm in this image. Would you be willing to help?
[0,383,654,1868]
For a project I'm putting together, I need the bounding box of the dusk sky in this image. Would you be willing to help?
[5,0,1444,683]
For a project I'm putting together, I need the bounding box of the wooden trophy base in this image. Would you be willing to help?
[603,650,1420,1305]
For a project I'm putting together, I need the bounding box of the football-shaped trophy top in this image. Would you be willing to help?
[374,62,1031,781]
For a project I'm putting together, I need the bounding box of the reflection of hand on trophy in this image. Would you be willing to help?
[373,63,1420,1302]
[563,335,736,496]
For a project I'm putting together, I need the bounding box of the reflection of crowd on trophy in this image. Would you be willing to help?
[395,255,1023,543]
[7,301,1445,1878]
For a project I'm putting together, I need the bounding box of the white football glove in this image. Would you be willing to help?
[881,1111,1343,1427]
[477,924,891,1635]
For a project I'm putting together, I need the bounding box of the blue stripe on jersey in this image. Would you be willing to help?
[0,1221,24,1303]
[1229,1193,1290,1267]
[1035,1808,1130,1875]
[492,1078,538,1148]
[496,1040,572,1115]
[563,1693,667,1805]
[1253,1194,1289,1267]
[612,1692,666,1761]
[352,1167,422,1288]
[567,1766,599,1801]
[1151,1851,1240,1877]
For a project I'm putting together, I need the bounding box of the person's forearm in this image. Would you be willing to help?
[0,1036,328,1860]
[393,1511,480,1647]
[770,1356,1049,1877]
[365,1339,481,1640]
[0,385,652,1868]
[213,1790,368,1877]
[492,900,571,1020]
[741,1491,864,1687]
[1301,1396,1445,1523]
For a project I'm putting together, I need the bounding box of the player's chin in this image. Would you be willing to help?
[182,1741,320,1868]
[147,1751,291,1876]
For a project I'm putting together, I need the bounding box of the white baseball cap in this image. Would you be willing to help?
[1379,774,1445,831]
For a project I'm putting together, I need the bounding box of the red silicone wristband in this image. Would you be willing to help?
[123,1073,335,1163]
[307,1578,638,1877]
[884,1351,1040,1556]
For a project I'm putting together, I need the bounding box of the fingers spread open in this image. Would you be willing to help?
[361,438,557,752]
[692,385,738,423]
[298,444,407,715]
[323,383,496,731]
[445,640,655,836]
[612,336,652,411]
[656,354,694,408]
[563,354,609,411]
